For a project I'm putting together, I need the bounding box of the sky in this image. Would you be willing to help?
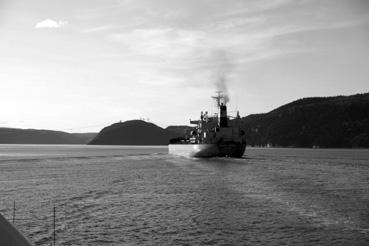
[0,0,368,132]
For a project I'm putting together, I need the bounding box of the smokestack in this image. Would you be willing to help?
[219,103,227,127]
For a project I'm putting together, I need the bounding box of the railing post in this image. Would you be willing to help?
[13,200,15,224]
[53,206,56,246]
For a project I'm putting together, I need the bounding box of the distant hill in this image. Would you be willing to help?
[3,93,368,148]
[0,128,96,144]
[242,93,369,148]
[89,120,177,145]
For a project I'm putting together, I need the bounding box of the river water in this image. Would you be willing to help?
[0,145,368,245]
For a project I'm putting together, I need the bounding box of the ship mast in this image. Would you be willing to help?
[211,91,226,108]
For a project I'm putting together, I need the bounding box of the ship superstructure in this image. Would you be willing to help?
[169,92,246,157]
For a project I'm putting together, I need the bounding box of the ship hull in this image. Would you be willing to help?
[169,142,245,158]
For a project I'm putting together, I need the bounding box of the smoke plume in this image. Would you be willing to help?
[210,50,233,103]
[216,74,229,103]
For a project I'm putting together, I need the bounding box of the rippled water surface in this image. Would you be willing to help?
[0,145,369,245]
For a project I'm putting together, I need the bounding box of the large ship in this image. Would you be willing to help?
[169,92,246,158]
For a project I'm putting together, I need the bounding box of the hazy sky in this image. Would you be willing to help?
[1,0,368,132]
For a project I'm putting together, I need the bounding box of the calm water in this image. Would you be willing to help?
[0,145,368,245]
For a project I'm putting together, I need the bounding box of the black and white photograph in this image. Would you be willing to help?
[0,0,369,245]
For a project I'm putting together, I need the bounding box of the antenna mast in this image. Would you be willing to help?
[212,91,225,108]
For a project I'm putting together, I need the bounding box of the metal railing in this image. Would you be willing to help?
[8,200,58,246]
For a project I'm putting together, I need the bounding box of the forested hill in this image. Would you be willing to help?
[0,128,96,144]
[242,93,369,148]
[89,120,177,145]
[3,93,368,148]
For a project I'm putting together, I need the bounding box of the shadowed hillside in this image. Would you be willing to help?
[89,120,176,145]
[242,93,369,148]
[0,128,96,144]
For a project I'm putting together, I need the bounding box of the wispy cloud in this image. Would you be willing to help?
[107,28,205,58]
[82,25,117,33]
[104,24,308,67]
[35,19,68,29]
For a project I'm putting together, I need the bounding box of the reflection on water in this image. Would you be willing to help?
[0,145,368,245]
